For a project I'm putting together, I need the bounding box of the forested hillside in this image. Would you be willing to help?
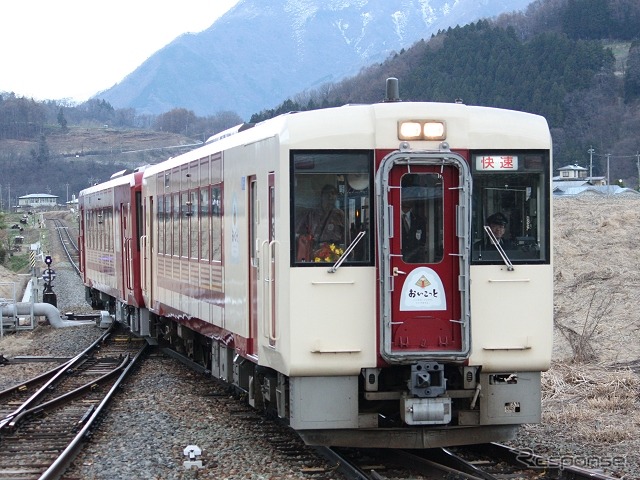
[252,0,640,185]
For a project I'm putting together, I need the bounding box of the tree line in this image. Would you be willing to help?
[0,94,242,144]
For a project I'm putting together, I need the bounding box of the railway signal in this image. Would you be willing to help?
[42,256,57,307]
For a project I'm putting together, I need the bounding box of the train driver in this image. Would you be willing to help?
[484,212,513,249]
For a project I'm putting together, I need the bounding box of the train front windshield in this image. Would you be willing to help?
[471,151,550,264]
[291,150,374,266]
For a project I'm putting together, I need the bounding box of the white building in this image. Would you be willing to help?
[553,164,607,186]
[18,193,59,210]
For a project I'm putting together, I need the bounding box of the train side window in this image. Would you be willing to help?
[181,192,189,258]
[211,185,222,262]
[471,152,550,264]
[172,193,180,257]
[157,195,165,255]
[200,187,210,261]
[162,194,169,255]
[189,190,199,259]
[291,150,373,266]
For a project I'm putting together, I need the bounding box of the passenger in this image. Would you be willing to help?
[484,212,513,249]
[296,184,345,252]
[401,200,427,263]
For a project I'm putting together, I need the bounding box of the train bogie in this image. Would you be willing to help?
[79,90,553,449]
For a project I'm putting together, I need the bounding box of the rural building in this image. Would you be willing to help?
[553,164,607,186]
[552,163,617,196]
[18,193,59,210]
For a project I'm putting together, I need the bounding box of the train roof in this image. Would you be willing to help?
[143,101,551,178]
[79,166,147,197]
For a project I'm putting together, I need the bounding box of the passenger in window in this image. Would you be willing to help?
[296,185,346,261]
[401,200,427,263]
[484,212,513,249]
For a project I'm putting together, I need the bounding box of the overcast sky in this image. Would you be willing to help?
[0,0,239,102]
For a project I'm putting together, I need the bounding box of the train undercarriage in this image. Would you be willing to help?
[85,288,538,449]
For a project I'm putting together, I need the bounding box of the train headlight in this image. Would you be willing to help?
[398,121,446,141]
[423,121,446,140]
[398,121,422,140]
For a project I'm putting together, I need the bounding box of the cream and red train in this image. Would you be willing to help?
[79,87,553,448]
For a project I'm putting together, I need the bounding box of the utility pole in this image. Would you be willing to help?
[588,146,595,182]
[606,153,611,195]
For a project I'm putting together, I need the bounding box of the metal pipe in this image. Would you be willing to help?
[1,303,93,328]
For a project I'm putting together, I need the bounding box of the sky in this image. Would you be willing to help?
[0,0,239,103]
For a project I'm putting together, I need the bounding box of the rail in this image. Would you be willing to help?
[51,218,81,275]
[0,322,149,479]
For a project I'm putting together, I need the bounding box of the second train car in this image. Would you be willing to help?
[80,84,553,448]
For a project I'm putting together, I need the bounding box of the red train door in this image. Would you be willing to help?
[378,152,471,363]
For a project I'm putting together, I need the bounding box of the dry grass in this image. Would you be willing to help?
[512,196,640,477]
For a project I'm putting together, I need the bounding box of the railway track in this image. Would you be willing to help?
[315,443,621,479]
[0,323,148,479]
[156,341,624,480]
[50,218,80,276]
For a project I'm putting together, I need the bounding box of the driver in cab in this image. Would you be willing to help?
[484,212,513,249]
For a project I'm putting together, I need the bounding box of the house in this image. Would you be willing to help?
[553,164,607,186]
[552,163,615,196]
[18,193,59,210]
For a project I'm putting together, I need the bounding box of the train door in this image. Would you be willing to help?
[248,176,258,357]
[78,205,85,278]
[141,196,153,310]
[378,152,471,363]
[266,172,277,347]
[121,203,132,299]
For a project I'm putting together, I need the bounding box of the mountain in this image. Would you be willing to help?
[96,0,533,119]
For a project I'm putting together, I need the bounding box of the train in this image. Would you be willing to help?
[78,80,553,449]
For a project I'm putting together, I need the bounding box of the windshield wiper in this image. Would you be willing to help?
[328,231,366,273]
[484,225,514,271]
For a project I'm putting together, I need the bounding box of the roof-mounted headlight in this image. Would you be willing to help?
[398,120,446,141]
[398,121,422,140]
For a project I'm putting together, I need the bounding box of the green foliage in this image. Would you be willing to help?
[624,41,640,102]
[6,252,29,272]
[562,0,610,40]
[562,0,640,41]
